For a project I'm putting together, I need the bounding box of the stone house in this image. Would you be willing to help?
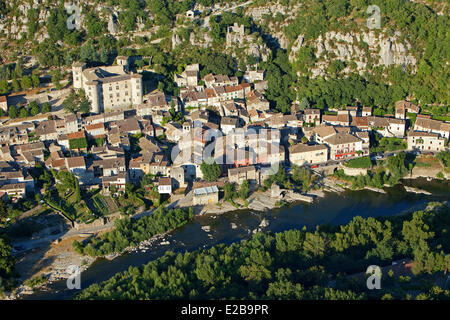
[289,143,329,166]
[228,165,260,185]
[407,131,446,152]
[193,186,219,205]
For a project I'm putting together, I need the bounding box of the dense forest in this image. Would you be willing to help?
[73,207,194,257]
[0,232,16,296]
[77,203,450,300]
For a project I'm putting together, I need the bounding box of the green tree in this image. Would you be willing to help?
[223,183,236,201]
[51,69,63,90]
[42,102,51,113]
[238,180,250,200]
[0,199,7,220]
[0,80,10,94]
[19,107,28,118]
[20,76,32,90]
[31,74,40,88]
[14,60,23,78]
[29,101,40,116]
[11,78,20,92]
[8,104,18,118]
[200,160,222,182]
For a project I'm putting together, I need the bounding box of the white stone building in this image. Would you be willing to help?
[72,57,143,114]
[407,131,446,152]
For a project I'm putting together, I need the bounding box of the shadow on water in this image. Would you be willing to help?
[23,178,449,300]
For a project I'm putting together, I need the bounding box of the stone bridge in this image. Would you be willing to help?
[312,163,341,176]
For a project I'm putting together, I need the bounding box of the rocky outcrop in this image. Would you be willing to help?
[403,186,432,195]
[291,30,417,76]
[107,14,118,35]
[172,33,182,49]
[289,34,304,62]
[189,31,213,48]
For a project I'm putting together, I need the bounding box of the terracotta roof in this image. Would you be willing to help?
[67,131,86,140]
[158,177,171,186]
[66,156,85,168]
[85,123,104,131]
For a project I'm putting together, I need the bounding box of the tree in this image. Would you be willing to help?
[20,76,32,90]
[11,78,20,92]
[14,60,23,78]
[19,107,28,118]
[0,233,16,292]
[86,13,105,37]
[0,199,7,220]
[292,165,314,192]
[298,97,310,111]
[51,69,63,90]
[29,101,40,116]
[223,183,236,201]
[63,89,91,114]
[42,102,51,113]
[8,104,18,118]
[31,74,40,88]
[200,160,222,182]
[0,80,10,94]
[387,152,408,182]
[238,180,250,200]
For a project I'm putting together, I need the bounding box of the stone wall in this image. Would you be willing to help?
[343,167,369,176]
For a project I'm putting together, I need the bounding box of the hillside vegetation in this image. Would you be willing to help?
[76,203,450,300]
[0,0,448,113]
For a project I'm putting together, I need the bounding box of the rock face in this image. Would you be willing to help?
[290,30,417,76]
[403,186,432,195]
[172,33,182,49]
[245,39,270,62]
[107,14,118,35]
[189,31,213,48]
[289,34,304,61]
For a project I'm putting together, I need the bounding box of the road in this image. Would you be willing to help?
[12,199,177,253]
[211,0,253,16]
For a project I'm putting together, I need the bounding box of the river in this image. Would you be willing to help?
[23,178,450,300]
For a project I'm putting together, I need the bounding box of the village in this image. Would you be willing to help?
[0,55,449,219]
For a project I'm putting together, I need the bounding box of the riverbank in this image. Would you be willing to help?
[17,176,450,300]
[7,175,449,300]
[5,235,97,300]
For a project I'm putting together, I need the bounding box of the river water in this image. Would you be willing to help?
[23,178,449,300]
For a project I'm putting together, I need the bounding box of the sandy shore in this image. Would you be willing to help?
[6,235,97,299]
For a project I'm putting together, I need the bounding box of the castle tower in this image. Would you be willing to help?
[85,80,102,114]
[131,73,143,105]
[72,62,86,89]
[116,56,129,72]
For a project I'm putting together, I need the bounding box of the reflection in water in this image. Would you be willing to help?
[24,178,449,300]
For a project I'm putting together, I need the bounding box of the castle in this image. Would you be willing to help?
[226,23,245,47]
[72,56,143,114]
